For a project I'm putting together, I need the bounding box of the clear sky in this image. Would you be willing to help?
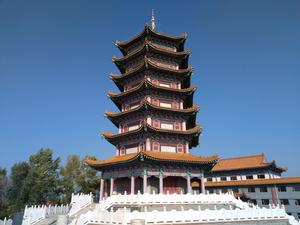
[0,0,299,176]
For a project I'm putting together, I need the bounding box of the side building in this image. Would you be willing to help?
[204,154,300,221]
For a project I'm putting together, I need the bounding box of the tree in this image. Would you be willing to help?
[76,156,99,195]
[60,155,81,203]
[25,149,60,205]
[0,168,9,219]
[60,155,99,203]
[8,162,30,214]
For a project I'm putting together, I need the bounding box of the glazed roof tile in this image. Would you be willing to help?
[85,151,218,167]
[212,154,286,172]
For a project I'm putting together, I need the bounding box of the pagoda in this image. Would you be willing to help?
[86,21,218,200]
[21,17,300,225]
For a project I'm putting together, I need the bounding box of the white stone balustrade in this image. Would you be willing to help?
[22,204,69,225]
[75,204,298,225]
[68,193,93,217]
[98,191,245,210]
[0,218,12,225]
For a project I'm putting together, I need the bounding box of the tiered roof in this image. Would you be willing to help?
[110,58,192,91]
[113,41,190,73]
[90,24,218,170]
[108,79,195,110]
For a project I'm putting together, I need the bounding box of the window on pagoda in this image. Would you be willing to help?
[122,121,142,132]
[160,121,174,130]
[160,145,176,153]
[152,142,160,151]
[151,97,181,109]
[152,119,182,131]
[177,144,184,153]
[120,143,140,154]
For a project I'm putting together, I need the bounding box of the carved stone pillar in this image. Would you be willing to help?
[131,176,135,194]
[159,175,164,194]
[99,178,104,202]
[110,178,114,196]
[186,175,191,194]
[200,170,205,194]
[143,172,148,194]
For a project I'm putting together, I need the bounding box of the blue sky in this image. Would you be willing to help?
[0,0,299,176]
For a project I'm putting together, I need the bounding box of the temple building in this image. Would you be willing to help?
[204,154,300,220]
[85,24,219,199]
[20,18,300,225]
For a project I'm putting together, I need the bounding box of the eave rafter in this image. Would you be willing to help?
[112,41,190,69]
[109,59,192,91]
[102,123,202,147]
[107,79,195,110]
[105,100,199,127]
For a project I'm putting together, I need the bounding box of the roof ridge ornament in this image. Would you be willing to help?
[151,9,156,31]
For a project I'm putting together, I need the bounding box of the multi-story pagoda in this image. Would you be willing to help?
[86,22,218,200]
[21,17,300,225]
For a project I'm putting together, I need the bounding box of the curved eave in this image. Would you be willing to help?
[115,24,187,56]
[110,59,192,82]
[85,152,219,169]
[108,80,196,99]
[106,102,199,118]
[113,41,190,64]
[105,102,199,127]
[102,124,201,147]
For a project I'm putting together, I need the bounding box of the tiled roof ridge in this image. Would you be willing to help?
[219,153,265,162]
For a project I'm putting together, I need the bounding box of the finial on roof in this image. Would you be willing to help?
[151,9,156,30]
